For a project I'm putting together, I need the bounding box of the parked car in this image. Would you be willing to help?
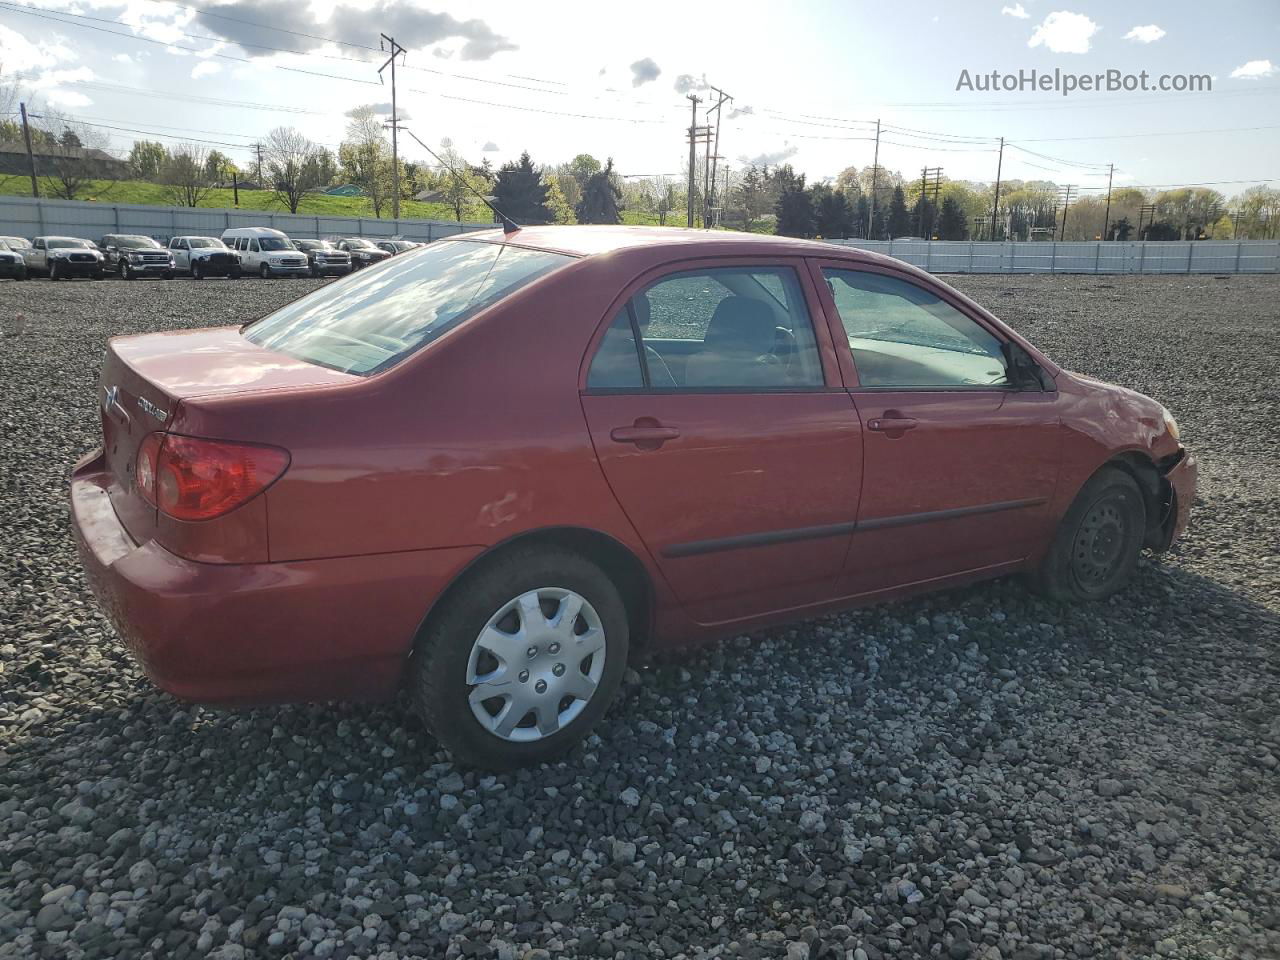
[336,237,393,268]
[0,235,32,253]
[0,238,28,279]
[99,235,176,280]
[27,236,105,279]
[168,236,241,279]
[71,226,1197,769]
[375,240,421,256]
[292,239,353,277]
[221,227,309,279]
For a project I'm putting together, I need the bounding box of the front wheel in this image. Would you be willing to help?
[48,261,60,281]
[259,263,271,279]
[409,547,629,770]
[192,261,204,280]
[230,266,242,280]
[1032,466,1146,602]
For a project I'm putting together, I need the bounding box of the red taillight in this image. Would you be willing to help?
[135,433,289,521]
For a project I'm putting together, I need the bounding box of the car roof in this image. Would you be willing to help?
[449,224,891,264]
[223,227,287,235]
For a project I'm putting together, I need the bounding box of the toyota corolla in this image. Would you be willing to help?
[71,226,1197,769]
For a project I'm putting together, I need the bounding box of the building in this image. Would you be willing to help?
[0,142,129,180]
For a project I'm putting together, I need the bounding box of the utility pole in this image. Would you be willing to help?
[232,169,239,207]
[19,102,39,198]
[379,34,407,221]
[1058,184,1074,241]
[686,94,702,228]
[867,118,880,239]
[990,137,1004,242]
[1101,162,1115,241]
[918,166,942,237]
[254,143,263,184]
[706,86,731,228]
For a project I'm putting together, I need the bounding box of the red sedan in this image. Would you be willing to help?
[72,226,1197,769]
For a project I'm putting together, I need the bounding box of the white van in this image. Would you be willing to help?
[220,227,309,279]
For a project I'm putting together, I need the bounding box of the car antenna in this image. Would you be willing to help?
[401,128,520,235]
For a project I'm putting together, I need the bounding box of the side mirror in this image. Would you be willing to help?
[1001,341,1051,392]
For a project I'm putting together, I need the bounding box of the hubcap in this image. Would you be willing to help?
[466,587,606,743]
[1072,498,1127,585]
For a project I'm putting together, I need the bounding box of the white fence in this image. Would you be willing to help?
[0,196,494,244]
[827,238,1279,274]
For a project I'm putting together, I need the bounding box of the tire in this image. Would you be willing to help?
[192,261,204,281]
[49,261,59,281]
[1032,466,1146,602]
[409,546,629,770]
[163,270,174,281]
[230,266,242,280]
[93,270,104,280]
[259,263,271,279]
[122,261,136,281]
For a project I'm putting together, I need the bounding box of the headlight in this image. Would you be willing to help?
[1162,408,1180,441]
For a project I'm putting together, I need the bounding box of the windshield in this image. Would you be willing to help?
[48,239,90,249]
[115,236,161,249]
[259,238,295,251]
[345,239,377,250]
[245,241,573,375]
[295,240,327,251]
[188,238,224,248]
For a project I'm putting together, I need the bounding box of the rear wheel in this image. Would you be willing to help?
[1033,466,1146,602]
[409,547,629,770]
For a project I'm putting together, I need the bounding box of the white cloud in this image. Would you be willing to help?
[113,53,134,64]
[43,89,93,108]
[1028,11,1100,54]
[1124,24,1165,44]
[630,57,660,87]
[0,23,77,72]
[191,61,221,78]
[1001,4,1030,19]
[1230,59,1276,79]
[482,141,499,152]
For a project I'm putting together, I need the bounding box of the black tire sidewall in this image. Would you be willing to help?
[1040,468,1145,602]
[411,548,630,770]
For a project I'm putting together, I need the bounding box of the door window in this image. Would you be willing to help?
[823,269,1008,388]
[587,267,824,390]
[250,239,260,253]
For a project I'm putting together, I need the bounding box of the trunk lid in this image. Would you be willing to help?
[99,326,356,542]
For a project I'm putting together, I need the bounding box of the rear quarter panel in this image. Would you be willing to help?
[169,258,661,581]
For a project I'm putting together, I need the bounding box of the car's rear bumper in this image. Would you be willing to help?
[70,450,479,705]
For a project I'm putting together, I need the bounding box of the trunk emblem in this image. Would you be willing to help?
[137,396,168,422]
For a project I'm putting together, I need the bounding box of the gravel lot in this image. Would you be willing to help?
[1,273,1278,960]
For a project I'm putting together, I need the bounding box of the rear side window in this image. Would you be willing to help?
[246,241,573,375]
[586,266,824,390]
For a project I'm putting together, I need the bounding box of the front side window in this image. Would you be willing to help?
[586,266,824,391]
[823,269,1008,388]
[246,240,572,375]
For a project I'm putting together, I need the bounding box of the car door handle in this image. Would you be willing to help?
[611,420,680,447]
[867,416,919,433]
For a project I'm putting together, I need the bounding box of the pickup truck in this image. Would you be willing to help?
[168,236,241,279]
[27,237,105,280]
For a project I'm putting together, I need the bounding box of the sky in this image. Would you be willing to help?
[2,0,1279,199]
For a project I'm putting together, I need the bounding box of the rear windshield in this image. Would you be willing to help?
[244,240,573,375]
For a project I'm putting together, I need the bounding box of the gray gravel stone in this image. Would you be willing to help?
[1,275,1278,958]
